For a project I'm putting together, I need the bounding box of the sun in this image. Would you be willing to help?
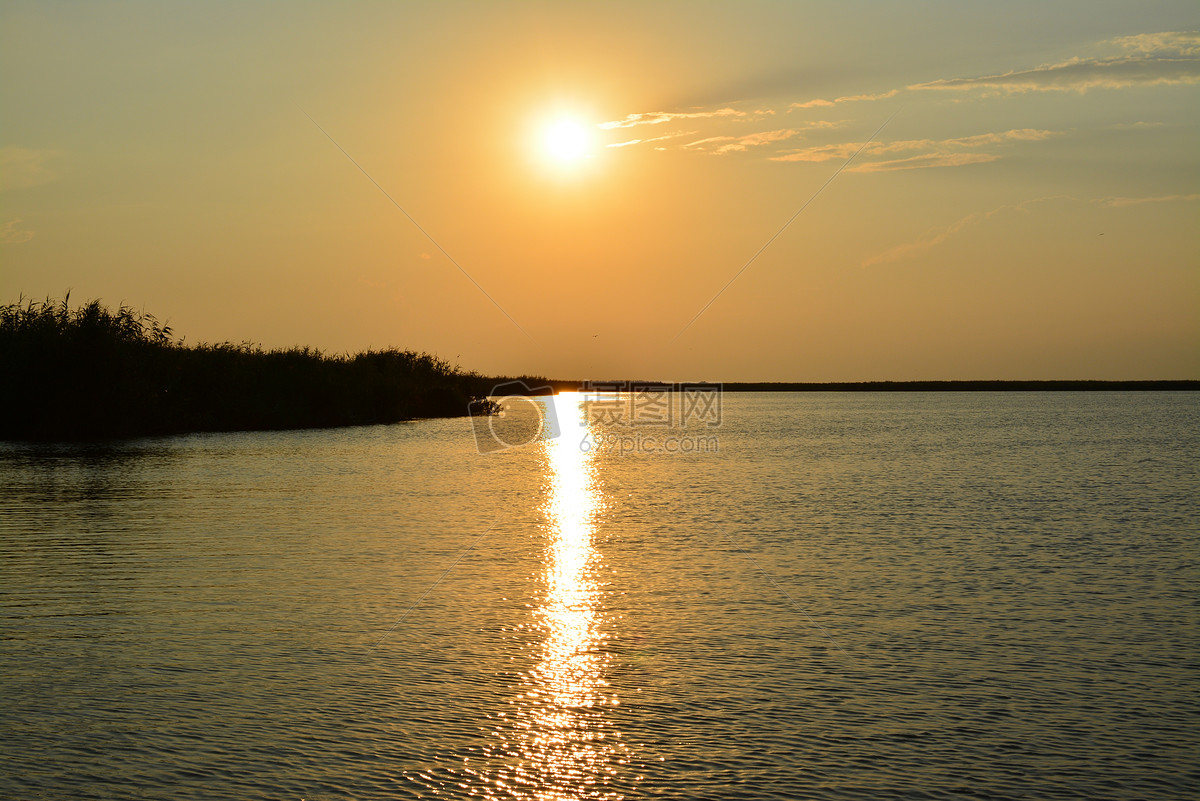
[540,117,593,167]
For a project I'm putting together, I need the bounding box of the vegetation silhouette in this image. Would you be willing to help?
[1,296,495,441]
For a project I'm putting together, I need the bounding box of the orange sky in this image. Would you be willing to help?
[2,2,1197,380]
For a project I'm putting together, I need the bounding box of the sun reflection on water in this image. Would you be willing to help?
[482,392,629,799]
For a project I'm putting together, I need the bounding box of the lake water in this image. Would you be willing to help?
[2,392,1197,800]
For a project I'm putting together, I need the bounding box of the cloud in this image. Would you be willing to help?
[606,31,1198,162]
[944,128,1058,146]
[603,32,1192,164]
[790,89,898,109]
[771,128,1059,169]
[1102,193,1200,207]
[909,32,1200,94]
[771,142,862,162]
[1110,31,1200,56]
[862,197,1065,267]
[910,56,1200,94]
[0,218,35,244]
[684,128,803,154]
[0,147,58,191]
[862,212,987,268]
[670,120,842,155]
[860,191,1196,267]
[790,98,835,109]
[606,131,694,149]
[597,107,746,130]
[851,152,1000,173]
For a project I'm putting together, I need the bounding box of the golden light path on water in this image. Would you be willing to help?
[481,392,630,799]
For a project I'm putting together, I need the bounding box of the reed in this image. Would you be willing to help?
[0,296,494,441]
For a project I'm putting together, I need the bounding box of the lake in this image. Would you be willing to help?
[2,392,1197,799]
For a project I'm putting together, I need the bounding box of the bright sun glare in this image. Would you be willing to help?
[540,118,592,167]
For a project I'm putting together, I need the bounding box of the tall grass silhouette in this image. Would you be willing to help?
[0,296,494,441]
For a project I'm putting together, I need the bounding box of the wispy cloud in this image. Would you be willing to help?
[863,190,1197,267]
[1110,31,1200,57]
[943,129,1060,146]
[790,89,899,109]
[862,197,1064,267]
[1110,120,1166,129]
[606,131,694,149]
[668,120,841,155]
[597,107,746,130]
[1102,193,1200,207]
[684,128,803,154]
[600,32,1195,166]
[771,128,1059,170]
[863,211,989,268]
[0,218,35,244]
[910,31,1200,94]
[784,32,1200,114]
[910,56,1200,94]
[852,152,1000,173]
[0,147,59,191]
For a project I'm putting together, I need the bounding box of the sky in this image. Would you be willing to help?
[2,1,1197,381]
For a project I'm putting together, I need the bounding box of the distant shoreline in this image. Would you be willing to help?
[533,379,1200,393]
[6,298,1195,443]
